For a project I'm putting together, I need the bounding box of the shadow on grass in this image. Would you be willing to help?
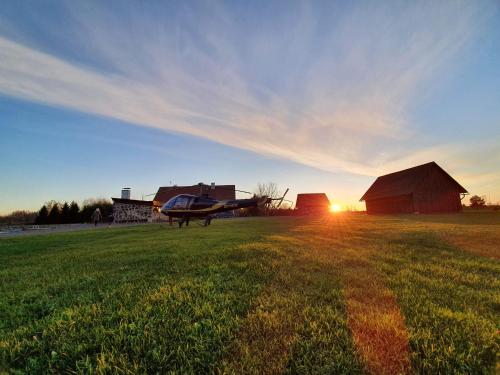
[220,240,363,375]
[393,211,500,226]
[374,232,499,374]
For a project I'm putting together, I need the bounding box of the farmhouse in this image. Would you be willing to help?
[154,183,235,205]
[295,193,330,214]
[111,184,236,223]
[360,161,467,214]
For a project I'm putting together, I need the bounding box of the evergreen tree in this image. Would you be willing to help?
[81,198,112,223]
[45,200,59,212]
[35,205,49,225]
[47,203,60,224]
[60,202,70,224]
[69,201,80,223]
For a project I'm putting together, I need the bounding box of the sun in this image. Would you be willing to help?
[330,203,342,213]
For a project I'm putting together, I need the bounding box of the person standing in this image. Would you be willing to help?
[91,208,102,227]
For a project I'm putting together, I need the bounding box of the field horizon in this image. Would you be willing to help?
[1,212,499,373]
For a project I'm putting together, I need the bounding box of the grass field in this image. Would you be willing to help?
[1,213,499,374]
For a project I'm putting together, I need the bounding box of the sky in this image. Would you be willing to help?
[1,0,500,214]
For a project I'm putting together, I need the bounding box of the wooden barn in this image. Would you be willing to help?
[295,193,330,215]
[360,162,467,214]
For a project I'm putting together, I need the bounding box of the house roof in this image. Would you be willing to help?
[296,193,330,209]
[360,161,467,201]
[111,198,155,206]
[154,184,235,204]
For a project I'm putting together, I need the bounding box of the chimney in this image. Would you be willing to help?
[121,188,131,200]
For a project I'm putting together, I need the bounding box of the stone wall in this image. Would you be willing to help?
[113,202,153,223]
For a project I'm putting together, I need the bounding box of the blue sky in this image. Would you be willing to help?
[1,0,500,214]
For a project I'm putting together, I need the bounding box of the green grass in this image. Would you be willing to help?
[375,232,499,374]
[1,214,499,374]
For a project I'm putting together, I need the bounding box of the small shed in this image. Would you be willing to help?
[295,193,330,215]
[360,161,467,214]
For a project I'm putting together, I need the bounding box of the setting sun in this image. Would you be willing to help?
[330,203,342,213]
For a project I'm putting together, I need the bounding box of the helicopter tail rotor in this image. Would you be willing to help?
[257,196,272,206]
[266,188,292,209]
[275,188,289,208]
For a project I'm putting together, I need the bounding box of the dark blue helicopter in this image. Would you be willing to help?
[161,188,289,227]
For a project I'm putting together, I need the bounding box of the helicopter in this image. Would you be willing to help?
[161,188,290,227]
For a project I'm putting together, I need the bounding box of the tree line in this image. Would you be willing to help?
[35,199,113,225]
[0,211,37,225]
[1,193,497,225]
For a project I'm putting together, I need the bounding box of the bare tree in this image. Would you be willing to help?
[0,210,37,225]
[255,182,286,210]
[255,182,279,198]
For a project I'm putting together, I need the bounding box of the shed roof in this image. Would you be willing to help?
[360,161,467,201]
[296,193,330,209]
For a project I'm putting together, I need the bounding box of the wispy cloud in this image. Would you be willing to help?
[0,0,497,179]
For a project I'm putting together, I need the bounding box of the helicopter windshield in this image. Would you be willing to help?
[163,194,196,210]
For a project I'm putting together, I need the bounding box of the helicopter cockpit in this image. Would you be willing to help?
[162,194,219,211]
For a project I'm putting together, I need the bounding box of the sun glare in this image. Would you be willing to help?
[330,203,342,213]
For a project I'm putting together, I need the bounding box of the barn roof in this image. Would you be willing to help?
[360,161,467,201]
[296,193,330,209]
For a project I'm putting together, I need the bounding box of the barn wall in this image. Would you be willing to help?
[413,167,463,213]
[413,191,462,213]
[365,194,414,214]
[295,205,330,215]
